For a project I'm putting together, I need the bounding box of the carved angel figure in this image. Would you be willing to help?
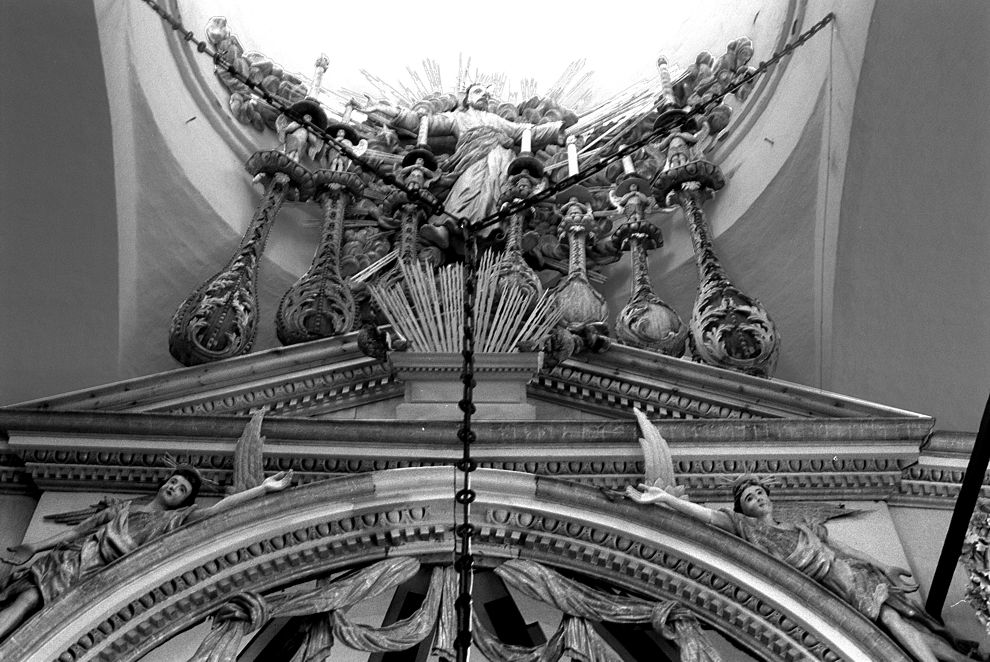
[625,475,982,662]
[0,411,292,642]
[275,99,327,163]
[607,181,653,220]
[395,156,441,191]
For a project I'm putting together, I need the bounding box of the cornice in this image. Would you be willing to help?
[890,430,985,507]
[12,331,401,418]
[10,335,927,424]
[0,410,934,502]
[0,469,910,662]
[535,344,930,420]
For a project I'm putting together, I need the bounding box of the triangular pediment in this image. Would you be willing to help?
[9,330,924,421]
[1,332,956,511]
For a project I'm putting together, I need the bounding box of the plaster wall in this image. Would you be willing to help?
[0,1,119,403]
[830,1,990,432]
[0,495,38,575]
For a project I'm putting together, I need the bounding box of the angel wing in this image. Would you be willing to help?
[305,134,325,161]
[607,186,623,211]
[632,408,684,497]
[774,502,863,528]
[275,113,292,144]
[351,138,369,159]
[232,408,267,493]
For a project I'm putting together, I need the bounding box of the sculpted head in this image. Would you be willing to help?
[159,465,202,509]
[511,171,536,198]
[732,475,772,518]
[462,83,490,111]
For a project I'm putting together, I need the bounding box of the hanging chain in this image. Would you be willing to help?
[454,222,478,661]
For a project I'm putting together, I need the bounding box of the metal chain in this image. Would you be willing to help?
[454,222,478,661]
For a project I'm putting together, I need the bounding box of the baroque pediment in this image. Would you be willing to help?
[2,333,970,509]
[11,330,921,421]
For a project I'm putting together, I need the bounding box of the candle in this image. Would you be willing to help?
[566,136,579,176]
[620,145,635,175]
[417,115,430,146]
[656,55,674,105]
[521,127,532,154]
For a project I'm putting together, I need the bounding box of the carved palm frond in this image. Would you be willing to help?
[632,408,682,497]
[232,409,267,493]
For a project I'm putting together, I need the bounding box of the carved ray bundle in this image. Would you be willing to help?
[368,252,561,353]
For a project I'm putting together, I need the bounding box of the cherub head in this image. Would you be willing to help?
[510,170,539,199]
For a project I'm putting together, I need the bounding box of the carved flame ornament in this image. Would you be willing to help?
[650,55,780,378]
[276,160,363,345]
[611,157,687,356]
[169,152,314,366]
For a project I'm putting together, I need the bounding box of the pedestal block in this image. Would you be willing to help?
[391,352,541,420]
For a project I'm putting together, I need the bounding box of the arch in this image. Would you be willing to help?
[0,468,909,662]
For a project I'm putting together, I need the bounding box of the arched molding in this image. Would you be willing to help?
[0,468,910,662]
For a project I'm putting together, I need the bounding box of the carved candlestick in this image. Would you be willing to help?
[383,123,442,281]
[169,151,314,365]
[649,49,778,377]
[553,196,609,343]
[654,160,779,376]
[495,203,542,301]
[612,221,687,356]
[547,137,610,352]
[276,168,363,344]
[495,132,544,300]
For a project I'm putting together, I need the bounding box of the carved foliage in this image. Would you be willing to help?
[677,189,779,378]
[276,178,361,345]
[168,182,281,366]
[613,224,687,356]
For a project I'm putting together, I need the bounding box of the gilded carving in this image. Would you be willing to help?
[612,218,688,356]
[0,451,292,644]
[627,475,982,660]
[650,53,780,378]
[275,165,363,345]
[169,152,315,366]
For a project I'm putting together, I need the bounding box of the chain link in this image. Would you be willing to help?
[454,220,479,662]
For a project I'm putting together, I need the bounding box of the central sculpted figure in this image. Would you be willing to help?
[363,84,570,250]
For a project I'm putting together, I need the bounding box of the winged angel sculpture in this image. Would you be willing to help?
[625,409,984,662]
[0,410,292,643]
